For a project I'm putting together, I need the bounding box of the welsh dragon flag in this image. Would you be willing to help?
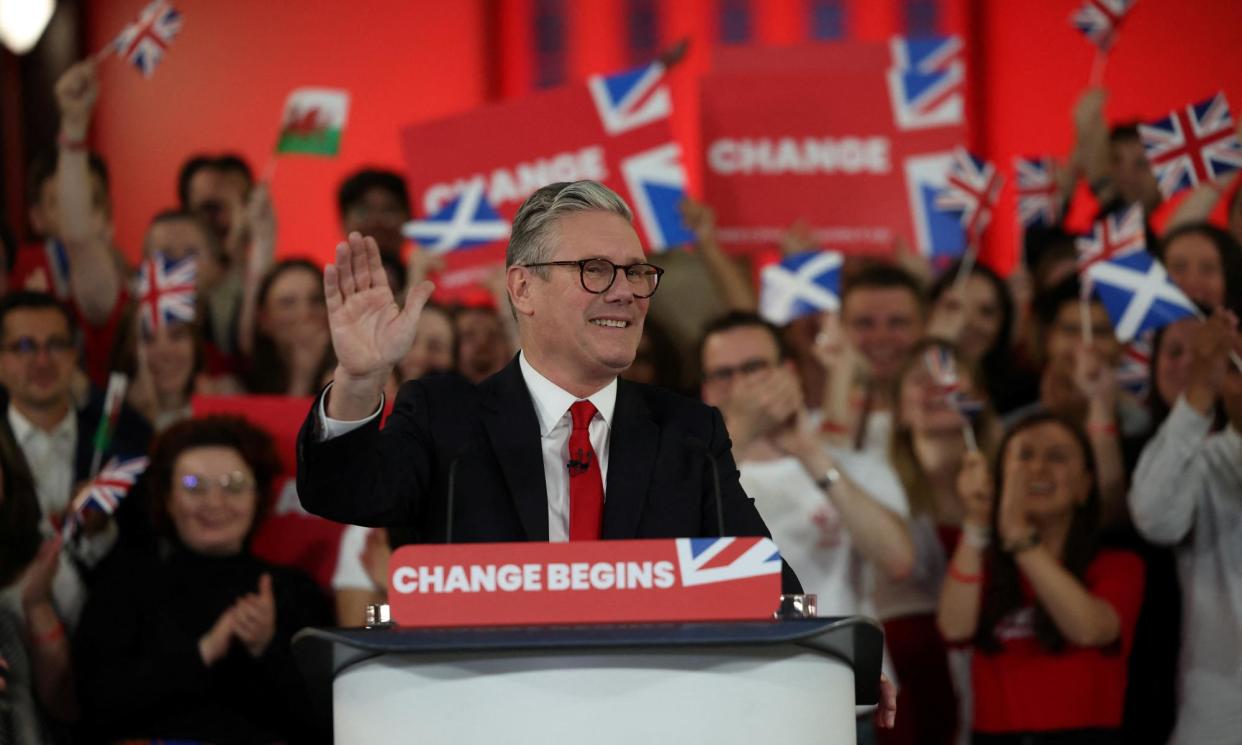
[276,88,350,156]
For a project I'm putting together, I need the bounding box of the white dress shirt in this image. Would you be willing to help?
[318,352,616,541]
[8,404,76,519]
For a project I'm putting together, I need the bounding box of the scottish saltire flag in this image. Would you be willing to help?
[1014,156,1061,229]
[887,35,965,131]
[402,180,510,253]
[1075,204,1146,272]
[1086,251,1198,343]
[758,250,843,325]
[1117,332,1152,399]
[112,0,182,78]
[63,456,149,540]
[1139,92,1242,199]
[1070,0,1137,51]
[588,61,672,135]
[934,148,1003,244]
[136,253,196,334]
[675,537,781,587]
[905,153,968,260]
[620,143,694,251]
[276,88,350,157]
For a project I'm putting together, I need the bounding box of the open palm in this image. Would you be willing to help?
[325,232,434,381]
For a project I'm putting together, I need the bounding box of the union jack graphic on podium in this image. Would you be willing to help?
[887,35,965,131]
[1075,204,1146,272]
[402,180,510,253]
[64,456,149,539]
[112,0,183,78]
[1139,92,1242,199]
[588,62,672,135]
[1014,156,1061,229]
[136,253,196,335]
[676,537,781,587]
[1086,251,1198,343]
[1070,0,1137,51]
[759,250,842,325]
[620,143,694,251]
[934,149,1002,244]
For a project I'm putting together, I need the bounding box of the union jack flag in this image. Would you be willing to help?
[1075,204,1146,272]
[1014,156,1062,229]
[112,0,183,78]
[1070,0,1137,51]
[1086,251,1198,343]
[587,61,672,135]
[620,143,694,251]
[675,537,781,587]
[905,152,968,260]
[136,253,196,334]
[402,180,510,253]
[1139,92,1242,199]
[759,250,843,325]
[886,35,965,131]
[934,149,1003,244]
[923,345,983,419]
[64,456,149,539]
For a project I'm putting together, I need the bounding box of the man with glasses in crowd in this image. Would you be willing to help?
[0,291,150,626]
[297,180,795,559]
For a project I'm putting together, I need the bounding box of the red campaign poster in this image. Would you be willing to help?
[399,63,694,304]
[700,38,969,260]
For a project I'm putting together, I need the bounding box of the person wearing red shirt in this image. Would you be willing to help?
[938,413,1144,744]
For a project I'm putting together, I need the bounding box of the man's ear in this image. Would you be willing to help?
[507,265,535,317]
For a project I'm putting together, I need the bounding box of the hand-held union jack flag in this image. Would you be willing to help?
[136,253,196,334]
[63,456,149,539]
[1075,204,1146,273]
[112,0,183,78]
[1086,251,1198,343]
[923,345,983,420]
[1139,92,1242,199]
[1014,156,1062,229]
[759,250,843,325]
[1070,0,1137,52]
[934,148,1003,245]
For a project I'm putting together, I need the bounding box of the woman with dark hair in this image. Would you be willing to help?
[926,259,1039,415]
[1155,221,1242,316]
[0,408,75,742]
[938,413,1144,744]
[73,416,330,744]
[242,258,335,395]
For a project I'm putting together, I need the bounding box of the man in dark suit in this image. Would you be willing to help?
[297,180,797,589]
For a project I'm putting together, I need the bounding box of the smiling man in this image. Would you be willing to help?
[297,181,797,578]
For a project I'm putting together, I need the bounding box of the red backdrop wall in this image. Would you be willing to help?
[85,0,1242,274]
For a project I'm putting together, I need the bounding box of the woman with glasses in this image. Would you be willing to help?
[73,416,330,744]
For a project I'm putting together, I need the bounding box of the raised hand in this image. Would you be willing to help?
[20,536,62,613]
[199,606,236,666]
[55,61,98,140]
[679,197,716,241]
[325,232,434,419]
[721,366,802,449]
[997,464,1035,546]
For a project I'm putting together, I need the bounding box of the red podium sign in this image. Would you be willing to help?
[387,537,782,628]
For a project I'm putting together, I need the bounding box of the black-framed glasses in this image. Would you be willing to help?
[523,258,665,299]
[0,336,74,358]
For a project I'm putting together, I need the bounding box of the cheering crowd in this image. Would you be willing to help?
[1,48,1240,745]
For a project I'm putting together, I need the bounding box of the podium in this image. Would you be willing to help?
[293,616,883,744]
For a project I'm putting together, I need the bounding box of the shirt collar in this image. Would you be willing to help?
[518,351,617,437]
[7,403,75,445]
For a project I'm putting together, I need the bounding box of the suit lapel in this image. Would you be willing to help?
[602,380,659,539]
[481,358,550,541]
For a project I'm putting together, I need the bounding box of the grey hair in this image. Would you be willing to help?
[505,181,634,272]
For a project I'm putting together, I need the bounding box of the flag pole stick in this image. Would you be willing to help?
[89,372,129,479]
[961,422,978,453]
[952,240,978,294]
[1088,49,1107,87]
[90,43,114,65]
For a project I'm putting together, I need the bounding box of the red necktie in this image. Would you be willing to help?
[567,400,603,540]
